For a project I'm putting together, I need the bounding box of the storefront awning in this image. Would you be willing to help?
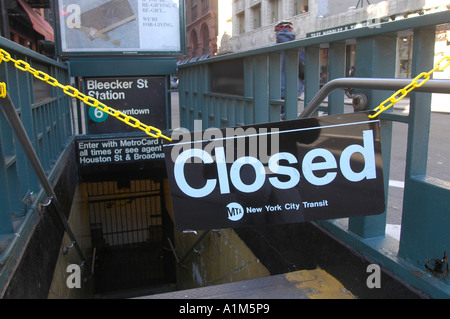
[18,0,54,42]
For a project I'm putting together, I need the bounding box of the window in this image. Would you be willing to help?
[201,0,209,15]
[10,31,36,51]
[270,0,281,23]
[252,4,262,29]
[32,63,52,102]
[202,24,210,55]
[237,12,245,35]
[294,0,308,15]
[191,29,199,58]
[191,0,198,21]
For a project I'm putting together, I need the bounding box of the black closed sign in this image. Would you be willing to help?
[163,112,385,231]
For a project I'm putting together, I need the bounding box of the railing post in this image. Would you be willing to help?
[178,68,186,129]
[354,36,398,106]
[185,68,194,130]
[244,57,254,125]
[328,42,346,115]
[304,46,320,112]
[15,60,40,195]
[254,55,269,124]
[200,64,209,129]
[269,52,282,122]
[347,35,396,238]
[405,27,434,179]
[284,49,299,120]
[399,26,447,267]
[192,67,201,127]
[0,145,13,234]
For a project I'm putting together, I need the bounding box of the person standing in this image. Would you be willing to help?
[275,22,304,119]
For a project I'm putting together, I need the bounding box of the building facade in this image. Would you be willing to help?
[228,0,449,52]
[0,0,54,55]
[224,0,450,80]
[185,0,219,60]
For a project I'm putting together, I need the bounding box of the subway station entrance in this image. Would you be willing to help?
[51,0,186,296]
[82,171,175,296]
[1,2,449,300]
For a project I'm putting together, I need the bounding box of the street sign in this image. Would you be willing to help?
[163,112,385,231]
[83,76,167,134]
[76,135,165,174]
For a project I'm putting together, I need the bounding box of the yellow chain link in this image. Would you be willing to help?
[369,56,450,118]
[0,82,6,98]
[0,48,172,141]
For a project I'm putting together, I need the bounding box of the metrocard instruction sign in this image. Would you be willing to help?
[163,112,385,231]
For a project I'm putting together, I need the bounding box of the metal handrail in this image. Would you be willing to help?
[0,93,90,273]
[298,78,450,118]
[167,230,210,267]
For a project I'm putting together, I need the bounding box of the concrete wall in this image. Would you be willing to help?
[228,0,447,53]
[47,174,268,297]
[173,229,270,291]
[163,180,270,291]
[47,183,94,299]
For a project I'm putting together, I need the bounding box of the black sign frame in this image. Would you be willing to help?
[76,135,165,176]
[83,76,167,135]
[163,112,386,231]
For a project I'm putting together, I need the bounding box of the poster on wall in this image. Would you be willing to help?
[55,0,185,56]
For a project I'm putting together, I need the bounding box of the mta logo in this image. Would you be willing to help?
[227,202,244,221]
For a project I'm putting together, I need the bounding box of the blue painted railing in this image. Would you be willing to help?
[177,10,450,298]
[0,37,73,262]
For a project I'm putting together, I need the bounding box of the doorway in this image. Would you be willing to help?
[86,177,175,295]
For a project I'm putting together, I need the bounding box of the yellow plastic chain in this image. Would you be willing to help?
[0,48,172,141]
[370,56,450,118]
[0,82,6,98]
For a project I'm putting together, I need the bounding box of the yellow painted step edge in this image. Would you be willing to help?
[284,269,355,299]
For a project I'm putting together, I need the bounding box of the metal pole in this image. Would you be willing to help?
[299,78,450,119]
[0,93,91,273]
[177,230,210,265]
[0,0,10,40]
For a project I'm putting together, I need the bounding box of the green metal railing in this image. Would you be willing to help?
[0,37,74,263]
[177,10,450,298]
[0,9,449,298]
